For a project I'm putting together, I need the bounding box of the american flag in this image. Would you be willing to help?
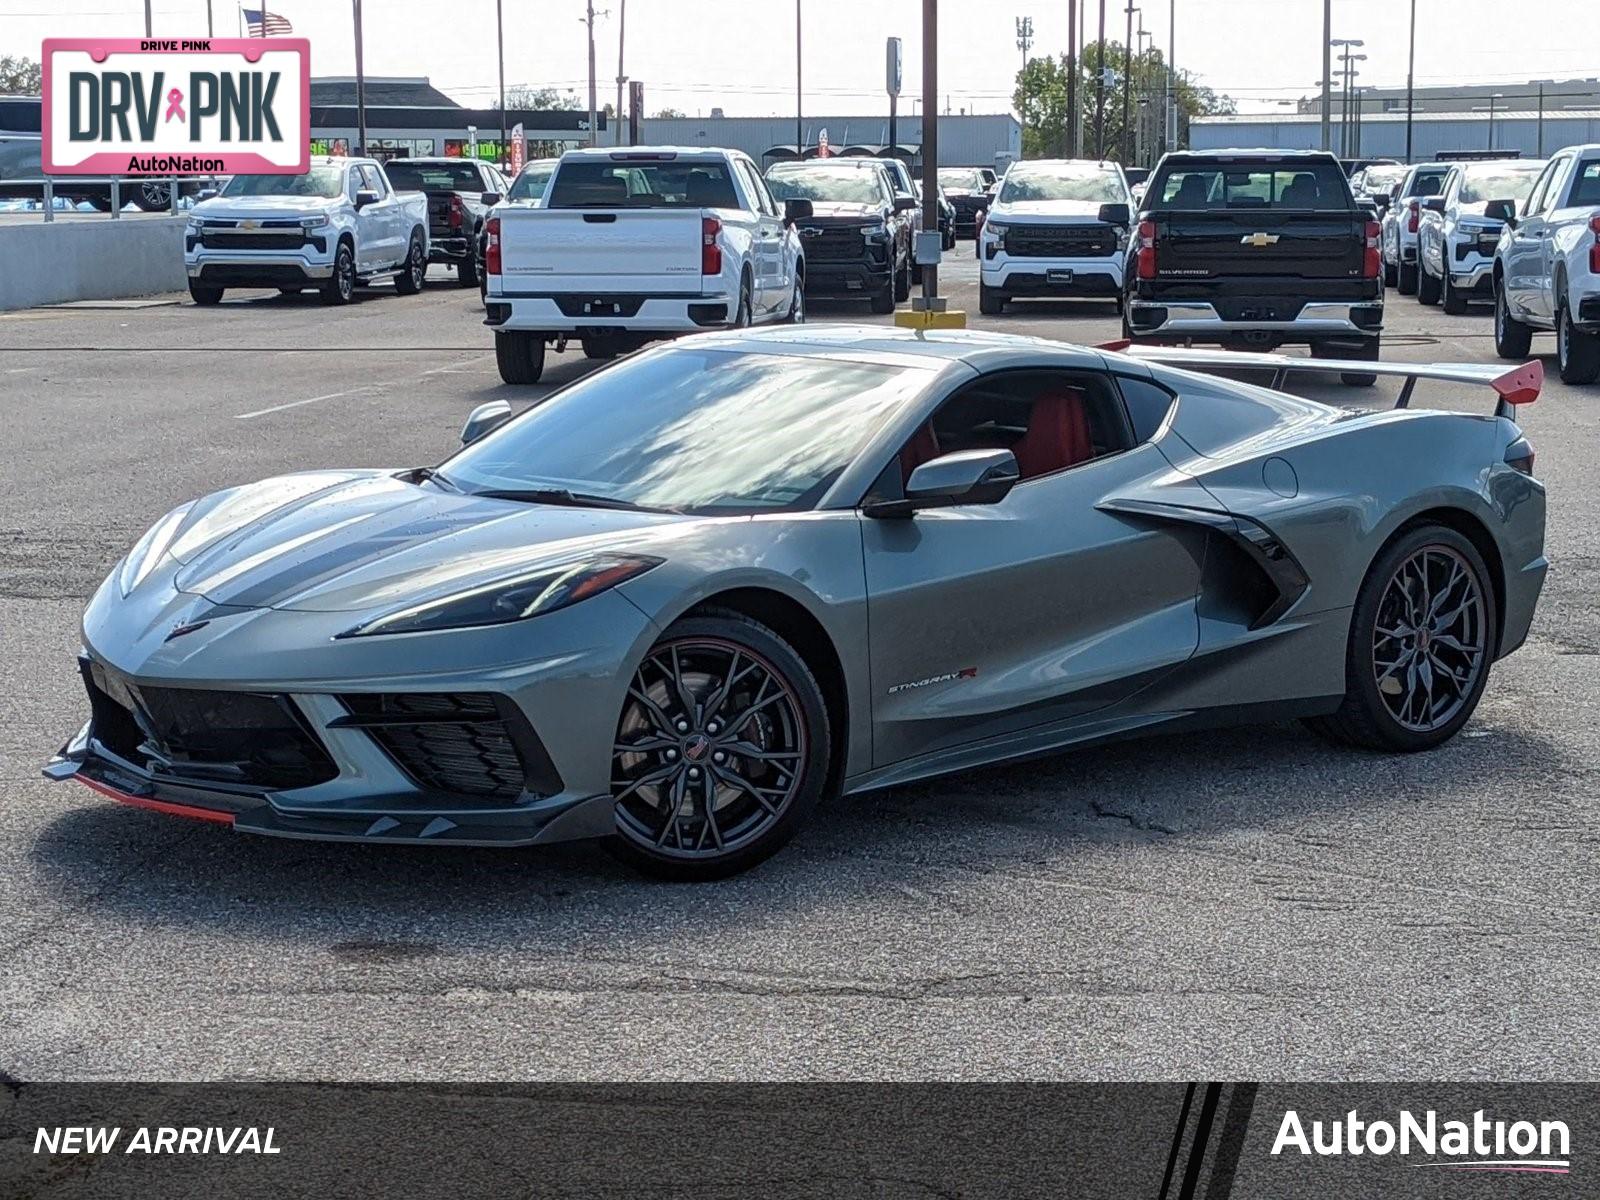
[243,8,293,36]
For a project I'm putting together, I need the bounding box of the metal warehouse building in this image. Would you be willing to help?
[637,114,1021,170]
[1190,109,1600,163]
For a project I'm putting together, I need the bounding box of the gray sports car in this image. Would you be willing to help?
[46,326,1547,879]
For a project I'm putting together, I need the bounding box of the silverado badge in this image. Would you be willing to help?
[1241,232,1280,247]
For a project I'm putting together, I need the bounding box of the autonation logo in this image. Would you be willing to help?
[1272,1109,1571,1174]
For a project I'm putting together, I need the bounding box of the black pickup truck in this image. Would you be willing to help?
[1125,149,1384,384]
[381,157,508,288]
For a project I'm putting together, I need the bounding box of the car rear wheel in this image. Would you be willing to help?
[1396,261,1418,296]
[1383,260,1398,288]
[1558,301,1600,385]
[1417,257,1441,306]
[605,612,831,880]
[979,281,1005,316]
[1304,525,1494,752]
[869,275,896,314]
[458,248,479,288]
[894,255,911,302]
[130,180,172,212]
[494,330,546,385]
[1441,268,1468,315]
[1493,280,1533,359]
[580,335,619,360]
[187,282,224,306]
[393,232,426,295]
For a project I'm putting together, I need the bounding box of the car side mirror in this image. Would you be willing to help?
[783,197,813,224]
[892,195,918,213]
[460,400,512,446]
[354,189,381,209]
[1097,202,1132,228]
[1483,198,1516,225]
[864,449,1020,519]
[1421,196,1445,214]
[1356,198,1379,217]
[196,187,218,201]
[481,190,502,206]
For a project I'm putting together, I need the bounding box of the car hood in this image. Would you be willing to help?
[191,194,342,220]
[803,201,884,221]
[163,470,689,614]
[989,199,1112,222]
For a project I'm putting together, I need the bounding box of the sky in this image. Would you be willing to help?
[4,0,1598,117]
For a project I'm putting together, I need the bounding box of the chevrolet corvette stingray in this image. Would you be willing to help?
[47,326,1547,878]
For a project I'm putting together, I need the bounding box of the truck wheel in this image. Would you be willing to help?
[188,282,224,306]
[784,274,805,323]
[1493,280,1533,359]
[1558,302,1600,385]
[130,180,171,212]
[894,256,911,302]
[1315,337,1380,387]
[580,336,619,361]
[458,247,479,288]
[495,331,547,385]
[320,242,356,305]
[1441,269,1467,315]
[393,232,426,295]
[1417,259,1441,306]
[869,277,896,315]
[978,281,1004,316]
[732,277,752,327]
[1397,262,1418,296]
[1383,259,1397,288]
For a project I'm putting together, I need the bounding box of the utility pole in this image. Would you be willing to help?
[144,0,152,36]
[205,0,213,37]
[1067,0,1078,158]
[496,0,506,167]
[1165,0,1175,154]
[1122,2,1137,166]
[1094,0,1107,159]
[585,0,600,147]
[796,0,803,156]
[1320,0,1331,151]
[615,0,626,146]
[1537,82,1545,157]
[352,0,367,156]
[1015,16,1032,150]
[1403,0,1416,162]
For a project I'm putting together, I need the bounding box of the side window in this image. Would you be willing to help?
[897,370,1135,487]
[736,161,774,215]
[1117,377,1178,444]
[345,167,360,202]
[1521,160,1557,218]
[1572,161,1600,207]
[748,164,778,216]
[360,164,387,196]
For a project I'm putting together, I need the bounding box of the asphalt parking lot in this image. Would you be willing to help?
[3,255,1598,1082]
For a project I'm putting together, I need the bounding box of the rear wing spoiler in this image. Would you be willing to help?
[1095,342,1541,417]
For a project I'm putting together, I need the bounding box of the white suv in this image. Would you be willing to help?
[977,159,1133,316]
[1417,159,1546,314]
[1380,163,1450,295]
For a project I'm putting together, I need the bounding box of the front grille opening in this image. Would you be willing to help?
[339,693,531,800]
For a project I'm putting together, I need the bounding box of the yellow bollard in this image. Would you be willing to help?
[893,307,968,330]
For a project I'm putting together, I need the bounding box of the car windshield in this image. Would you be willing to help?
[507,164,556,201]
[938,168,986,191]
[441,348,931,513]
[546,160,738,208]
[765,166,883,204]
[998,165,1124,204]
[1362,167,1404,192]
[381,161,482,191]
[1460,164,1545,203]
[222,165,344,198]
[1153,162,1351,209]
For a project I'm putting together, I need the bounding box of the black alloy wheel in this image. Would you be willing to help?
[608,615,830,879]
[1493,280,1533,359]
[394,233,426,295]
[320,242,356,305]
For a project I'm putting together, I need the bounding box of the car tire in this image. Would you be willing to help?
[784,273,805,323]
[393,231,426,295]
[130,180,171,212]
[1493,279,1534,359]
[494,331,546,385]
[319,241,356,305]
[1383,260,1398,288]
[979,281,1004,316]
[458,251,479,288]
[869,276,896,314]
[604,610,832,881]
[1441,268,1468,315]
[187,282,224,306]
[732,276,752,327]
[894,255,911,302]
[1558,300,1600,385]
[1315,337,1380,387]
[1397,261,1418,296]
[1417,257,1441,306]
[1304,523,1496,753]
[580,335,619,361]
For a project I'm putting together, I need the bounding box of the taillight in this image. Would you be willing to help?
[448,193,465,230]
[1363,218,1381,279]
[485,216,501,276]
[1136,220,1156,280]
[701,216,722,275]
[1505,435,1535,476]
[1589,214,1600,275]
[1407,200,1420,234]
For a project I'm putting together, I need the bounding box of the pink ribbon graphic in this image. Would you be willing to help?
[164,88,185,123]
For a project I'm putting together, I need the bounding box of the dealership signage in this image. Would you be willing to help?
[41,37,309,176]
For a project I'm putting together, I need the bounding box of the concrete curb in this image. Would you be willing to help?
[0,217,189,311]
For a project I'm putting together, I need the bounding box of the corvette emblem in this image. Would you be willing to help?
[1241,232,1280,247]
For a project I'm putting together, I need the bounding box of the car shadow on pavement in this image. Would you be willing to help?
[25,717,1571,954]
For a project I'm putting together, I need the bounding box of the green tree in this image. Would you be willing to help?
[0,55,42,93]
[1013,43,1234,164]
[502,84,580,110]
[652,107,687,119]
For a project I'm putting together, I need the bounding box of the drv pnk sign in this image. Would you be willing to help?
[41,38,309,176]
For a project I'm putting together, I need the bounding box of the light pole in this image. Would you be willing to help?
[1094,0,1107,160]
[1016,16,1033,147]
[1330,38,1363,156]
[615,0,626,147]
[1320,0,1332,150]
[1067,0,1079,158]
[1487,93,1502,151]
[1166,0,1175,154]
[1338,50,1365,156]
[496,0,506,166]
[1122,1,1138,166]
[352,0,367,156]
[1403,0,1416,162]
[585,0,600,147]
[795,0,803,156]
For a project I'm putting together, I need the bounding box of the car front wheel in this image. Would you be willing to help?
[320,242,356,305]
[606,612,831,880]
[1304,525,1495,752]
[1417,257,1441,306]
[1493,279,1533,359]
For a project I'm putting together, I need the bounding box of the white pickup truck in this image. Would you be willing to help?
[1494,143,1600,384]
[183,156,429,306]
[483,146,808,384]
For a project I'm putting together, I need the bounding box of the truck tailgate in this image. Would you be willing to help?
[499,209,707,292]
[1157,211,1363,279]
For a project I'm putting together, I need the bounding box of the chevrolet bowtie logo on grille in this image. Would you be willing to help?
[1241,232,1281,247]
[800,227,823,238]
[239,219,261,230]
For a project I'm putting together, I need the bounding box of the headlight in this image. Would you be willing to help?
[983,221,1008,239]
[186,218,203,233]
[338,554,663,638]
[300,215,330,229]
[118,502,195,596]
[861,225,890,241]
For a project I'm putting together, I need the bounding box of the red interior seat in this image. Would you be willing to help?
[1011,390,1093,479]
[900,423,941,483]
